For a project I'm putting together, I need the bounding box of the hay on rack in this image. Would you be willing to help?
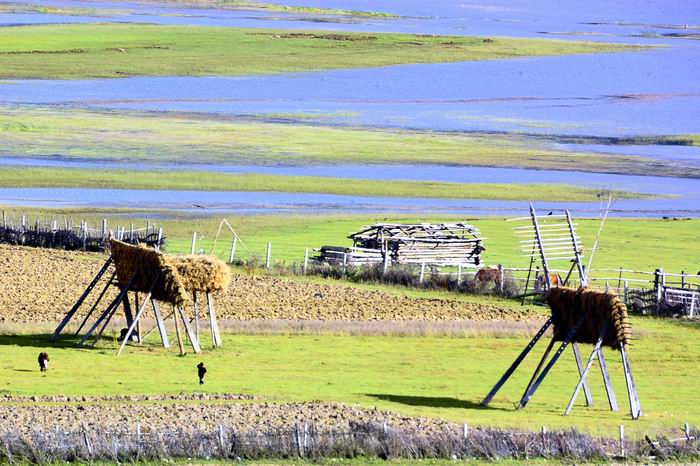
[168,255,231,293]
[109,240,230,306]
[547,287,631,349]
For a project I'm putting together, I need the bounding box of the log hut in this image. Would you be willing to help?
[315,223,484,267]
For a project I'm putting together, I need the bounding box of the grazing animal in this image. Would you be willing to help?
[37,352,49,372]
[197,362,207,385]
[475,267,502,287]
[535,272,564,290]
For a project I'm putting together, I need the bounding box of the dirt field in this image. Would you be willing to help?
[0,396,455,434]
[0,245,537,324]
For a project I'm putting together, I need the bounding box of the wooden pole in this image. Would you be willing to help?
[190,232,197,255]
[598,349,618,411]
[156,227,163,252]
[482,317,552,406]
[173,305,185,356]
[117,286,154,355]
[457,264,462,286]
[193,291,200,341]
[498,264,504,295]
[151,299,170,348]
[102,219,107,238]
[419,262,425,284]
[229,236,237,264]
[572,343,593,406]
[265,241,271,270]
[177,306,201,353]
[206,292,222,347]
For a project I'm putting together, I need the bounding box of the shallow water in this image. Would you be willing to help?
[0,186,697,217]
[1,0,699,215]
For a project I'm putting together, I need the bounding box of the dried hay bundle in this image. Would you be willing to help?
[110,240,231,306]
[110,240,189,306]
[547,287,631,349]
[167,255,231,293]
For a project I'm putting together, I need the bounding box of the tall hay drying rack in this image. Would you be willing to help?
[51,239,230,356]
[481,204,641,419]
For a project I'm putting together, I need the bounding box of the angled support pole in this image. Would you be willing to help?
[151,299,170,348]
[177,306,202,353]
[117,282,156,356]
[620,343,642,419]
[519,337,556,404]
[51,256,113,342]
[530,203,551,288]
[173,305,186,356]
[517,316,584,409]
[193,291,201,341]
[206,292,222,347]
[598,349,618,411]
[572,343,593,406]
[482,317,552,406]
[79,272,135,345]
[75,271,116,335]
[565,335,604,415]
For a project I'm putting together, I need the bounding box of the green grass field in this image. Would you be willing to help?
[0,167,652,201]
[2,317,698,436]
[1,208,697,275]
[3,105,692,177]
[0,24,643,79]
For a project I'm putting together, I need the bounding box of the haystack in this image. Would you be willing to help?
[547,287,631,348]
[110,240,230,306]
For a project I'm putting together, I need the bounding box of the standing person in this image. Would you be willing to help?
[38,352,49,372]
[197,362,206,385]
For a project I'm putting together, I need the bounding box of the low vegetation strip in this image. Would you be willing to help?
[2,106,692,177]
[0,167,653,201]
[0,24,644,79]
[0,245,538,324]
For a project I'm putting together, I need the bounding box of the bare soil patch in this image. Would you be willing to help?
[0,245,537,324]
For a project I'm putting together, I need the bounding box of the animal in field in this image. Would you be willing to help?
[37,352,49,372]
[475,267,502,287]
[535,272,564,290]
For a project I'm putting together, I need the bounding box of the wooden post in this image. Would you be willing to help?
[684,423,691,441]
[419,262,425,284]
[655,268,663,314]
[463,423,469,439]
[571,343,593,407]
[193,291,200,341]
[619,425,625,457]
[623,280,629,303]
[265,241,271,270]
[117,284,155,355]
[173,305,186,356]
[101,219,107,238]
[218,425,225,449]
[229,237,237,264]
[130,222,134,241]
[457,264,462,286]
[156,227,163,252]
[498,264,504,295]
[206,292,222,347]
[303,248,309,275]
[151,299,170,348]
[177,306,201,353]
[598,349,619,411]
[190,232,197,255]
[681,270,686,288]
[482,317,553,406]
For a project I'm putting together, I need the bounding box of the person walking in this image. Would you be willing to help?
[197,362,206,385]
[37,352,49,372]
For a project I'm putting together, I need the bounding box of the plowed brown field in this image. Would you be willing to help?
[0,245,537,324]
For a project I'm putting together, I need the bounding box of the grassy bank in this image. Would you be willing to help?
[0,24,644,79]
[3,106,692,177]
[1,317,698,434]
[0,166,651,201]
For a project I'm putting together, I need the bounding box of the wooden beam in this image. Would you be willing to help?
[620,344,642,419]
[151,299,170,349]
[51,256,113,342]
[74,271,116,335]
[173,305,185,356]
[572,343,593,406]
[482,317,552,406]
[206,292,222,347]
[116,284,155,356]
[517,316,584,409]
[598,349,618,411]
[177,306,202,354]
[565,335,604,415]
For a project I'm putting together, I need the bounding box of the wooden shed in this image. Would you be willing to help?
[315,222,484,267]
